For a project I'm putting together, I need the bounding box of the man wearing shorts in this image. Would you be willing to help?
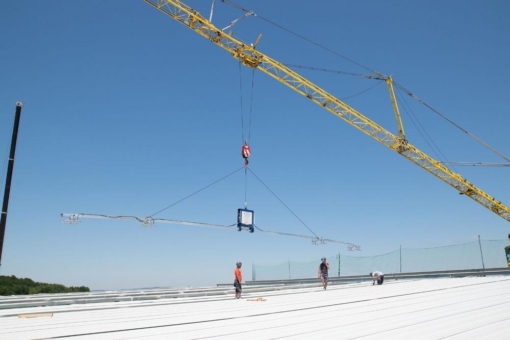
[234,262,243,299]
[318,257,330,290]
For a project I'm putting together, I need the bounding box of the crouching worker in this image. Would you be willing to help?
[234,262,243,299]
[370,271,384,285]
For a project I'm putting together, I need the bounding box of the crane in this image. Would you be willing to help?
[143,0,510,223]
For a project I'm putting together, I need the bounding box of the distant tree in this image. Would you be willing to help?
[0,276,90,296]
[69,286,90,292]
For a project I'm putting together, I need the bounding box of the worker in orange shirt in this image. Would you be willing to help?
[234,262,243,299]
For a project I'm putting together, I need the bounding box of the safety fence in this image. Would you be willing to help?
[252,239,510,281]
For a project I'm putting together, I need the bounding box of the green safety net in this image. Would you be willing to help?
[252,239,510,281]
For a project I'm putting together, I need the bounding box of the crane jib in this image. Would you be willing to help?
[143,0,510,223]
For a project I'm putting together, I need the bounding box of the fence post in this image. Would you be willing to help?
[400,245,402,273]
[478,235,485,270]
[337,253,341,277]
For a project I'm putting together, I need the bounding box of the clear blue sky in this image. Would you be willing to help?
[0,0,509,290]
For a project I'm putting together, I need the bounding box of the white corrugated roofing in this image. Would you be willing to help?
[1,276,509,339]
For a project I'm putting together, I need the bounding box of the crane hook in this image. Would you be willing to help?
[241,140,251,166]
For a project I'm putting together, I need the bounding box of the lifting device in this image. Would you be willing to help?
[60,213,361,250]
[143,0,510,223]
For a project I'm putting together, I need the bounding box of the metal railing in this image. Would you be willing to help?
[242,267,510,286]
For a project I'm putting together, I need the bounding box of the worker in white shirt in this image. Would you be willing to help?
[369,271,384,285]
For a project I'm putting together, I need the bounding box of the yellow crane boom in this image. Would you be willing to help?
[144,0,510,223]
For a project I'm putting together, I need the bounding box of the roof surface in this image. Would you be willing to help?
[1,276,509,339]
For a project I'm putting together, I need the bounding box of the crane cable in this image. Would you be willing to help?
[282,64,382,79]
[238,62,256,207]
[393,86,459,173]
[148,166,245,218]
[393,82,510,164]
[238,62,245,144]
[221,0,510,164]
[237,62,319,239]
[269,62,510,166]
[220,1,334,239]
[438,162,510,167]
[237,60,319,239]
[339,80,385,101]
[248,168,320,239]
[139,165,322,242]
[281,64,386,100]
[221,0,378,75]
[238,63,256,144]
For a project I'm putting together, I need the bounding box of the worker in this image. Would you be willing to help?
[234,261,243,299]
[317,257,330,290]
[241,140,251,166]
[370,271,384,285]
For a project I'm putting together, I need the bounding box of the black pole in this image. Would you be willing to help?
[0,102,23,267]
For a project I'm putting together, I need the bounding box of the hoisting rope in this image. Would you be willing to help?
[238,62,256,207]
[238,64,256,144]
[247,167,320,239]
[238,62,245,145]
[148,166,245,218]
[248,68,255,142]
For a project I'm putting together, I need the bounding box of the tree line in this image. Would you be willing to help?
[0,275,90,296]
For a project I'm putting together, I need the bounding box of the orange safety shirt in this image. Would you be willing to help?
[234,268,242,282]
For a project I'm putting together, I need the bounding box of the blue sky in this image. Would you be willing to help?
[0,0,509,290]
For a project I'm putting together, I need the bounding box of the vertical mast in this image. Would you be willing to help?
[0,102,23,266]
